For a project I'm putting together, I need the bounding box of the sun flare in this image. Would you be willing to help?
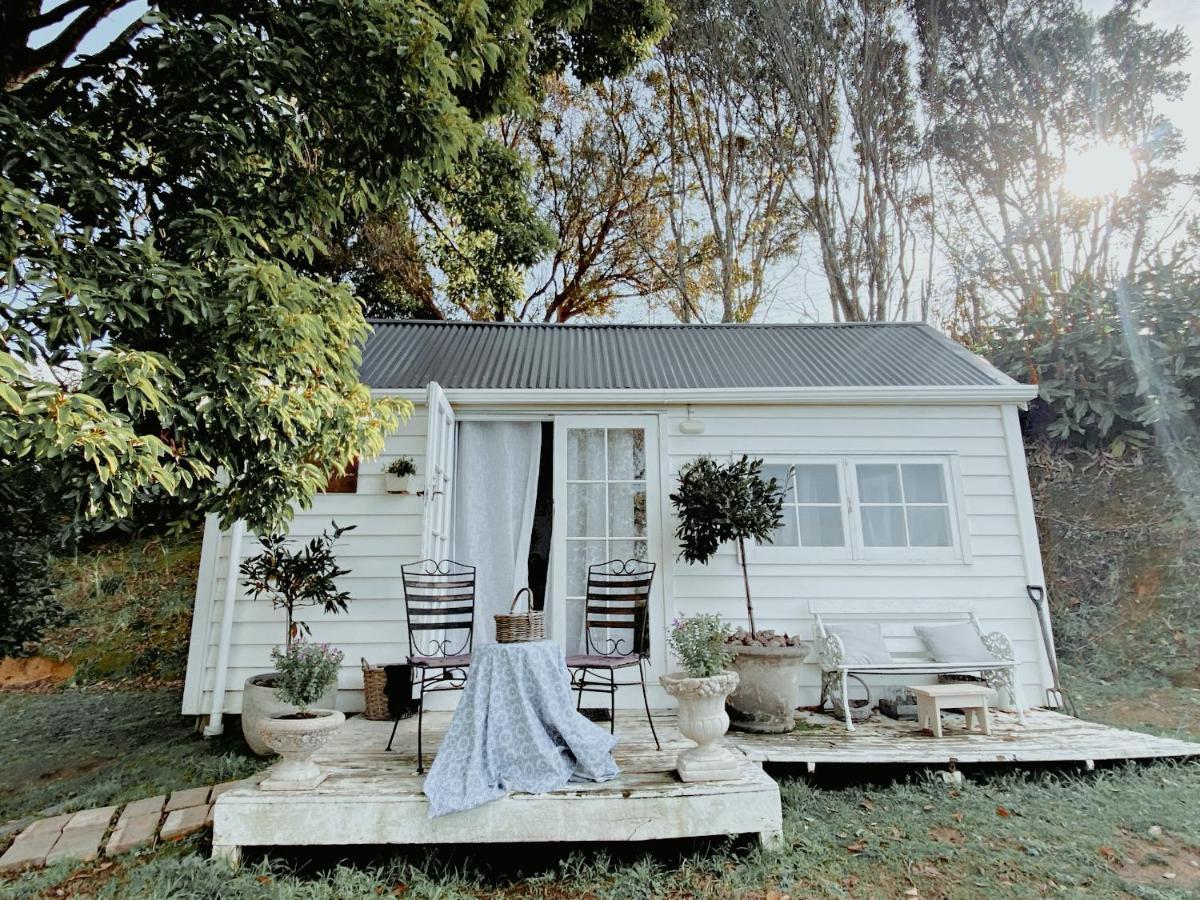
[1062,141,1139,199]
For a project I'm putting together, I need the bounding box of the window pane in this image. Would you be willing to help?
[608,483,647,537]
[798,506,845,547]
[761,464,796,503]
[567,482,607,537]
[906,507,952,547]
[795,464,840,503]
[763,508,799,547]
[857,464,902,502]
[861,505,907,546]
[606,429,646,480]
[567,429,606,480]
[567,540,608,596]
[608,539,649,565]
[902,464,947,503]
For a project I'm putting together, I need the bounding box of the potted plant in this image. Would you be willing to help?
[237,521,355,755]
[660,614,741,782]
[384,456,417,494]
[257,640,346,790]
[671,455,812,733]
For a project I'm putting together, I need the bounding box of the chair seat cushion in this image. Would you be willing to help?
[566,654,640,669]
[915,623,992,664]
[827,623,894,665]
[408,653,471,668]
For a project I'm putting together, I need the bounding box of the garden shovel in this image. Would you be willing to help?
[1026,585,1078,717]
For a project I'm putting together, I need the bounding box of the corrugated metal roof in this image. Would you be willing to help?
[359,321,1005,390]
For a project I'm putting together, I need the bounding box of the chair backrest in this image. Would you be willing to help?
[402,559,476,658]
[584,559,655,658]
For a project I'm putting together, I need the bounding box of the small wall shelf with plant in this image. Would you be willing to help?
[385,457,417,494]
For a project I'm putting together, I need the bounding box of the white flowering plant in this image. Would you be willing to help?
[668,614,735,678]
[270,640,344,715]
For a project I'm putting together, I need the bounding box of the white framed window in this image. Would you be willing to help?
[754,460,851,560]
[744,454,966,563]
[847,457,962,561]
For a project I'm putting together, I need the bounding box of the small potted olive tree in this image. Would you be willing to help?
[384,456,417,494]
[660,614,740,781]
[258,640,346,790]
[238,521,355,755]
[671,456,811,733]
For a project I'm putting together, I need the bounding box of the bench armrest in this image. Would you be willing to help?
[981,630,1015,663]
[818,632,845,670]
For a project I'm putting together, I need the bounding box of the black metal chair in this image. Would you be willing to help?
[566,559,661,751]
[386,559,475,773]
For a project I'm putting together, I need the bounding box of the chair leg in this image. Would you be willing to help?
[608,669,616,735]
[385,715,401,752]
[638,658,661,751]
[841,670,855,732]
[416,679,427,775]
[575,669,586,711]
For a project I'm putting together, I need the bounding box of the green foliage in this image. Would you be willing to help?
[0,464,66,656]
[385,457,417,477]
[976,265,1200,451]
[239,522,355,649]
[0,0,670,534]
[668,613,735,677]
[269,640,345,712]
[671,455,785,564]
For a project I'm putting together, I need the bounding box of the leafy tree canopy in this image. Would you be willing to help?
[1,0,670,534]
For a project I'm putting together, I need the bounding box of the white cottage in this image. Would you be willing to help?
[182,321,1056,723]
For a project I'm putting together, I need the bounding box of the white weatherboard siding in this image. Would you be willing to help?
[662,403,1050,706]
[184,400,1052,716]
[182,414,429,715]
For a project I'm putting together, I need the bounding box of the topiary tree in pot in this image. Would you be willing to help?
[236,521,356,754]
[671,456,812,733]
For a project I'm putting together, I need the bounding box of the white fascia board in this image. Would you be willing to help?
[371,384,1038,407]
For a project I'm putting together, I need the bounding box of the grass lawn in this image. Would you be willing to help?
[1,684,1198,899]
[0,689,266,828]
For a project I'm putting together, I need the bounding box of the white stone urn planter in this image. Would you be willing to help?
[726,642,813,734]
[660,670,741,782]
[241,673,339,756]
[258,708,345,791]
[385,472,414,494]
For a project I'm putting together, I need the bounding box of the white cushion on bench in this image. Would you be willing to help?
[827,623,893,665]
[915,622,992,664]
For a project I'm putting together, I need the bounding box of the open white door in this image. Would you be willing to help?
[421,381,456,562]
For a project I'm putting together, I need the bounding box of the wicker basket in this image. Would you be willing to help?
[361,658,390,721]
[494,587,545,643]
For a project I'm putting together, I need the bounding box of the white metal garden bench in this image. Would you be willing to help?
[812,602,1027,731]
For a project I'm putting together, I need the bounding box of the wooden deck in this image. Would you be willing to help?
[212,707,1199,861]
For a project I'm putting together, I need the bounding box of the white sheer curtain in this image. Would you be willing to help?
[453,422,542,644]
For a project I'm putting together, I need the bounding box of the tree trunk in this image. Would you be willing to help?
[737,536,757,637]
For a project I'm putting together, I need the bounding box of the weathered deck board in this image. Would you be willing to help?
[212,708,1198,861]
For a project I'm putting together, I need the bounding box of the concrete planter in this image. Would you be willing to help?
[726,642,813,734]
[241,673,339,756]
[258,709,345,791]
[660,671,740,782]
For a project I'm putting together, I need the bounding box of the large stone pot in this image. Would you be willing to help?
[660,671,740,782]
[726,642,813,734]
[241,673,339,756]
[258,709,345,791]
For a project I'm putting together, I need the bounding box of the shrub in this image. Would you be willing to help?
[668,614,735,678]
[974,265,1200,452]
[386,457,417,477]
[0,465,66,656]
[270,640,345,713]
[239,521,355,649]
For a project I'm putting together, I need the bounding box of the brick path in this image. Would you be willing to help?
[0,779,256,873]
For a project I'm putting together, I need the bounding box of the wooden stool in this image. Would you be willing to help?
[909,684,994,738]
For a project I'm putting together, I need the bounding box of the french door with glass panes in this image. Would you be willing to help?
[550,417,663,691]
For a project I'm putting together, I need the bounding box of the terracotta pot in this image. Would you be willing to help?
[660,670,740,781]
[726,642,813,734]
[258,709,345,791]
[241,673,339,756]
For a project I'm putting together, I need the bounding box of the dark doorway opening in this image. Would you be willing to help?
[526,421,553,611]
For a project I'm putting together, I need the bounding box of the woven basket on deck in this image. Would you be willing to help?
[361,658,390,720]
[494,587,545,643]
